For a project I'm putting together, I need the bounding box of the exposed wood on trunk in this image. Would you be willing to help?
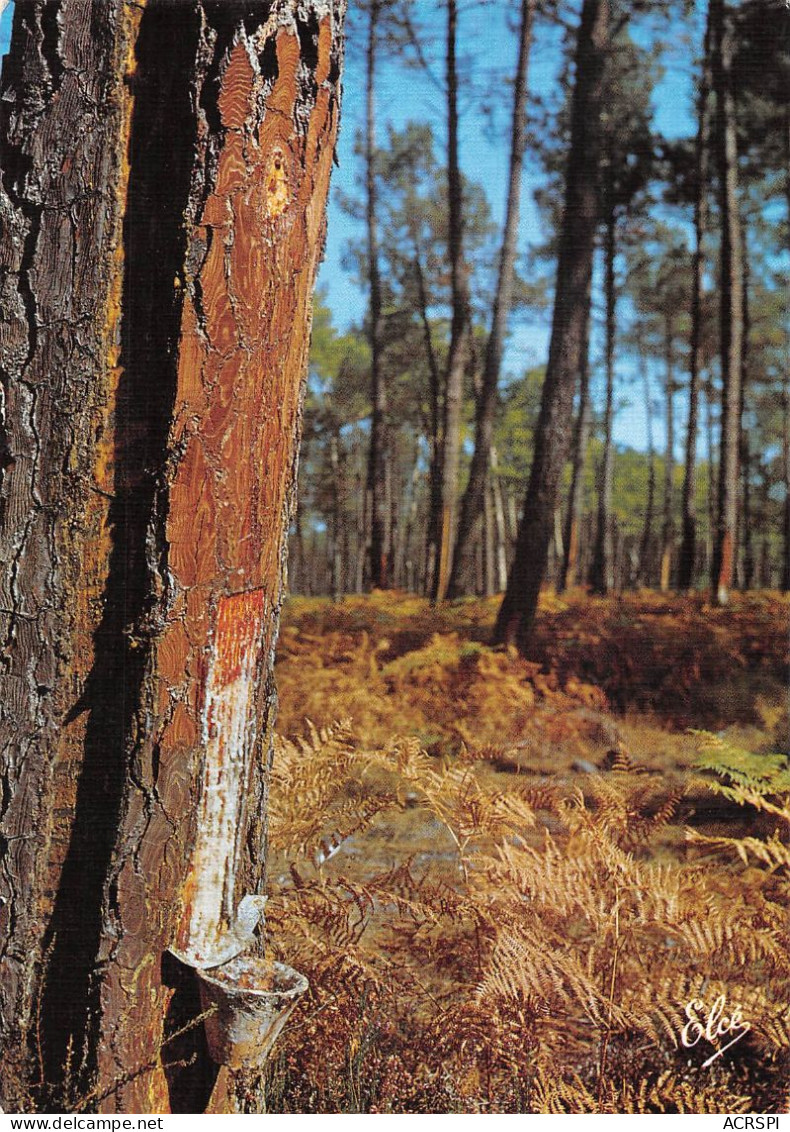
[495,0,608,651]
[0,0,345,1113]
[710,0,744,606]
[447,0,535,598]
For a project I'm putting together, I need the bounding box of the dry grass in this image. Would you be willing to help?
[262,591,790,1113]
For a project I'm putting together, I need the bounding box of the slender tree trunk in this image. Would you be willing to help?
[0,0,344,1113]
[365,0,390,589]
[710,0,744,605]
[447,0,535,597]
[432,0,472,601]
[590,213,617,595]
[414,246,444,593]
[330,430,343,602]
[660,319,675,592]
[490,448,509,592]
[636,334,656,586]
[739,240,753,590]
[782,381,790,592]
[705,381,717,575]
[558,285,593,593]
[495,0,608,651]
[678,8,712,590]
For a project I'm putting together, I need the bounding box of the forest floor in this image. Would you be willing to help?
[263,590,790,1114]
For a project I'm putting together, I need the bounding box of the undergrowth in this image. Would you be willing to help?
[261,723,790,1113]
[276,591,789,751]
[262,593,790,1113]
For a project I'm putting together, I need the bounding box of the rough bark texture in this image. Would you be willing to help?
[678,5,711,591]
[447,0,534,598]
[495,0,608,651]
[710,0,743,606]
[0,0,345,1113]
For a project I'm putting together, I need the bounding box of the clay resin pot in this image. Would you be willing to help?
[197,954,308,1070]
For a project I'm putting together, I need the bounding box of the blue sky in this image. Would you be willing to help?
[0,1,704,456]
[318,2,702,455]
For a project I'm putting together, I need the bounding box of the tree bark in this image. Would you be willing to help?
[778,380,783,593]
[710,0,744,605]
[447,0,535,598]
[495,0,608,651]
[432,0,472,601]
[330,431,343,602]
[678,5,711,591]
[0,0,345,1113]
[558,284,593,593]
[636,334,657,587]
[365,0,390,590]
[589,213,616,595]
[490,449,509,593]
[738,239,753,590]
[413,246,444,594]
[659,319,675,592]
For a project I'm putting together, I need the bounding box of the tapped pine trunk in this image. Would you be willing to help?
[0,0,345,1113]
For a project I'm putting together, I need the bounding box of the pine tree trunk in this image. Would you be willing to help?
[495,0,606,656]
[0,0,345,1113]
[447,0,535,598]
[490,449,509,593]
[432,0,472,601]
[558,285,593,593]
[659,321,675,593]
[414,246,444,593]
[705,384,717,575]
[782,382,790,592]
[637,344,657,587]
[590,213,616,596]
[739,241,753,591]
[365,0,390,589]
[678,5,711,591]
[330,431,343,602]
[710,0,744,605]
[495,0,608,651]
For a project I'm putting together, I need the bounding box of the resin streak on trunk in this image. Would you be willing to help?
[100,17,342,1110]
[0,0,345,1113]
